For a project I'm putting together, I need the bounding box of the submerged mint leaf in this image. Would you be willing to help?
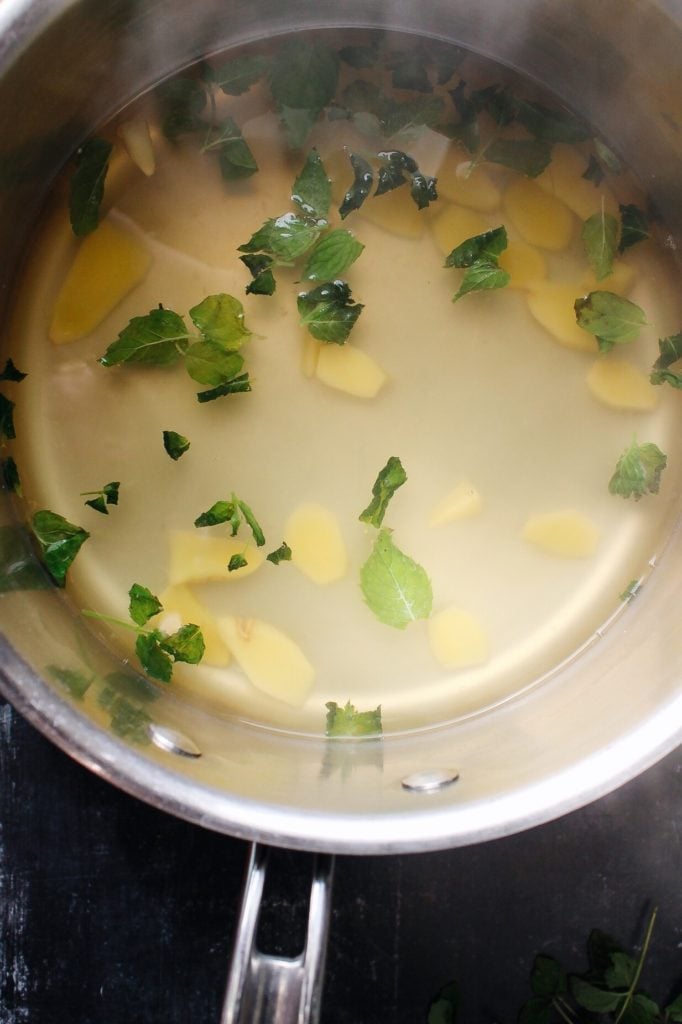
[202,117,258,181]
[188,293,251,350]
[269,39,339,146]
[582,153,605,186]
[228,552,248,572]
[448,80,480,154]
[529,955,566,999]
[619,203,650,253]
[292,149,331,220]
[246,269,276,296]
[1,455,20,494]
[0,359,26,382]
[31,509,90,586]
[163,430,190,460]
[650,331,682,387]
[136,630,173,683]
[445,226,508,268]
[100,307,189,367]
[237,499,265,546]
[516,99,590,143]
[325,700,383,737]
[266,541,292,565]
[382,94,444,136]
[82,480,120,515]
[485,138,552,178]
[157,76,207,139]
[387,48,431,92]
[575,291,647,352]
[453,261,510,301]
[210,53,269,95]
[48,664,94,700]
[582,208,619,281]
[238,213,323,263]
[69,137,113,236]
[0,393,16,441]
[338,41,381,69]
[194,499,238,528]
[161,623,205,664]
[297,280,364,343]
[359,456,407,528]
[129,582,163,626]
[609,439,667,500]
[196,372,251,403]
[410,171,438,209]
[302,229,364,282]
[569,979,623,1014]
[471,83,518,126]
[184,341,244,386]
[360,528,433,629]
[339,153,374,219]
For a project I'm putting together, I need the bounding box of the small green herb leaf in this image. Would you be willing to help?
[665,994,682,1022]
[359,456,407,528]
[82,480,120,514]
[269,39,339,147]
[445,226,508,268]
[228,553,248,572]
[427,982,458,1024]
[582,207,619,281]
[0,359,26,382]
[69,137,113,236]
[485,138,553,178]
[161,622,205,664]
[196,372,251,403]
[339,153,374,219]
[575,291,647,352]
[569,978,623,1014]
[136,630,173,683]
[237,500,265,546]
[129,583,163,626]
[157,76,207,139]
[184,342,244,387]
[529,955,566,998]
[604,951,638,989]
[516,99,590,143]
[410,171,438,209]
[163,430,190,460]
[360,528,433,629]
[292,149,331,220]
[387,48,431,92]
[302,229,364,281]
[0,393,16,441]
[619,203,650,253]
[210,53,269,95]
[453,261,510,301]
[48,664,94,700]
[582,153,605,186]
[238,213,323,263]
[1,455,20,494]
[194,499,238,528]
[100,307,189,367]
[203,117,258,181]
[650,331,682,387]
[266,541,292,565]
[246,270,277,296]
[325,700,383,736]
[609,439,667,500]
[297,280,364,343]
[31,510,90,586]
[189,293,251,350]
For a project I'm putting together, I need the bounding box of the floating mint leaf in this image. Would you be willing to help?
[69,137,112,236]
[302,229,364,282]
[163,430,190,460]
[0,359,26,382]
[0,393,16,441]
[129,583,163,626]
[266,541,292,565]
[360,528,433,629]
[619,203,650,253]
[582,208,619,280]
[210,53,269,96]
[297,280,364,343]
[31,510,89,586]
[445,226,508,268]
[575,291,647,352]
[100,307,189,367]
[291,149,331,221]
[359,456,407,528]
[609,439,666,500]
[189,293,251,350]
[650,331,682,388]
[339,153,374,219]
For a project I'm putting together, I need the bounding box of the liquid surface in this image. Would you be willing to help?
[7,32,682,734]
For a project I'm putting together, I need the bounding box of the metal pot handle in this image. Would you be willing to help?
[221,843,335,1024]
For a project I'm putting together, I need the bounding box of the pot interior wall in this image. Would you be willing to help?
[0,0,680,852]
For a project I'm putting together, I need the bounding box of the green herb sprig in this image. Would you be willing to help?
[574,291,648,353]
[444,225,510,301]
[81,481,120,514]
[30,510,90,586]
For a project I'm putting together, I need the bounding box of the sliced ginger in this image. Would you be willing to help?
[284,503,348,585]
[428,606,489,668]
[49,219,151,343]
[168,530,264,585]
[117,115,156,177]
[498,239,547,289]
[526,281,598,352]
[504,177,575,251]
[315,343,386,398]
[429,479,482,526]
[535,143,619,220]
[586,358,658,411]
[155,584,231,666]
[217,615,315,705]
[434,153,501,211]
[430,204,488,257]
[522,510,600,558]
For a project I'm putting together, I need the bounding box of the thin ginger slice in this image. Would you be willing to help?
[285,503,348,585]
[522,510,600,558]
[504,177,575,251]
[315,343,387,398]
[498,239,547,289]
[526,281,598,353]
[430,204,488,257]
[168,530,265,585]
[429,480,482,526]
[586,358,658,411]
[217,615,315,705]
[155,584,231,667]
[428,606,489,668]
[434,153,501,211]
[535,143,619,220]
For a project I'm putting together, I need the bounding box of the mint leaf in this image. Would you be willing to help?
[196,372,251,403]
[157,76,207,139]
[31,510,90,586]
[69,137,112,236]
[0,393,16,441]
[238,213,323,263]
[161,623,205,664]
[410,171,438,209]
[292,149,331,220]
[665,994,682,1022]
[382,94,444,137]
[650,331,682,387]
[297,281,364,343]
[302,229,364,282]
[516,99,590,142]
[325,700,383,736]
[184,342,244,387]
[445,226,508,267]
[359,456,407,528]
[427,982,458,1024]
[360,528,433,629]
[609,439,666,500]
[48,664,94,700]
[448,80,480,154]
[570,978,623,1013]
[129,582,163,626]
[228,553,248,572]
[188,293,251,350]
[0,358,26,382]
[246,270,276,296]
[136,630,173,683]
[210,53,269,95]
[1,455,20,494]
[202,117,258,181]
[82,480,120,514]
[453,261,510,301]
[269,39,339,146]
[266,541,292,565]
[529,956,566,998]
[100,307,189,367]
[339,153,374,219]
[485,138,553,177]
[604,951,637,989]
[471,83,518,126]
[582,208,619,280]
[163,430,190,460]
[583,153,605,186]
[194,499,239,529]
[619,203,650,253]
[338,41,381,69]
[575,291,647,352]
[387,48,431,92]
[237,498,265,546]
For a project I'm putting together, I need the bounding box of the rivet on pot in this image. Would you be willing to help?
[401,768,459,793]
[148,723,202,759]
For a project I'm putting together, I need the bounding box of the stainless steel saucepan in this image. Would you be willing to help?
[0,1,680,1021]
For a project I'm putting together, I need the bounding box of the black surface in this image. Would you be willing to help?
[1,700,681,1023]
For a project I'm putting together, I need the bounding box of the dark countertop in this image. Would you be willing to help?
[1,700,681,1024]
